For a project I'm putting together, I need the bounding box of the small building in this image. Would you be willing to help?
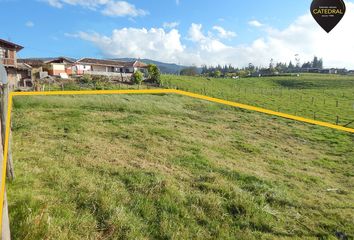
[251,69,279,77]
[319,68,337,74]
[0,38,27,88]
[18,58,45,80]
[18,57,150,83]
[301,68,320,73]
[16,63,33,88]
[336,68,347,75]
[43,57,75,76]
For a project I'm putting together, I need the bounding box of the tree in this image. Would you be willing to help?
[318,58,323,69]
[147,64,161,85]
[312,56,319,68]
[133,70,143,85]
[211,70,221,78]
[302,61,312,69]
[269,58,274,70]
[247,63,255,73]
[275,62,287,73]
[295,54,301,69]
[269,58,277,73]
[237,70,249,78]
[201,65,208,75]
[180,67,199,76]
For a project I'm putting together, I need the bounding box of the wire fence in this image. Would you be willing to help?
[162,82,354,128]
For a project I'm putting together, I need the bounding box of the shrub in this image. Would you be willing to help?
[212,70,222,78]
[147,64,161,85]
[237,70,249,78]
[63,82,81,90]
[80,74,93,84]
[78,75,111,89]
[133,70,143,85]
[180,67,199,76]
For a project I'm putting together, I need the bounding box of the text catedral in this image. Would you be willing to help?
[312,8,344,15]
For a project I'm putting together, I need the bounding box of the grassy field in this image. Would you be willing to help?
[161,74,354,128]
[8,94,354,239]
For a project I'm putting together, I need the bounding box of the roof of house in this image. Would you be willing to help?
[132,61,148,68]
[76,58,127,67]
[16,63,32,70]
[0,39,24,51]
[18,59,45,67]
[45,57,75,64]
[76,58,148,68]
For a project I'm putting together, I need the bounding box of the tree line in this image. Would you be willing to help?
[179,56,325,77]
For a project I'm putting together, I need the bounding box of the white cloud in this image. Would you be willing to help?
[42,0,109,9]
[101,1,147,17]
[74,28,189,63]
[188,24,228,53]
[43,0,63,8]
[72,1,354,68]
[212,26,237,39]
[188,23,206,42]
[248,20,264,27]
[163,21,180,29]
[42,0,147,17]
[25,21,35,28]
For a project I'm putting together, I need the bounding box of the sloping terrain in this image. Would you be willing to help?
[162,74,354,127]
[8,94,354,239]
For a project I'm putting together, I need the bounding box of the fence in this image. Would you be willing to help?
[162,81,354,128]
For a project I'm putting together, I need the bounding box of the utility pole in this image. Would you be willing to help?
[295,54,301,74]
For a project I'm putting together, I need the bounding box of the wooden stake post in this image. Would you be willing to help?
[0,64,11,240]
[0,86,14,180]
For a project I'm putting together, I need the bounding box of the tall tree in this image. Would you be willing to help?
[201,65,208,75]
[318,58,323,69]
[248,63,255,73]
[312,56,319,68]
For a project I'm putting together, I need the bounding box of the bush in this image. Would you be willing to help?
[237,70,249,78]
[211,70,221,78]
[180,67,199,76]
[63,82,81,90]
[133,70,143,85]
[147,64,161,85]
[80,74,93,84]
[79,75,111,89]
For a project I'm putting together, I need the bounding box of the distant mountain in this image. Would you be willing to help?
[113,58,195,74]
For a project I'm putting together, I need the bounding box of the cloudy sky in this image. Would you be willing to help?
[1,0,354,68]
